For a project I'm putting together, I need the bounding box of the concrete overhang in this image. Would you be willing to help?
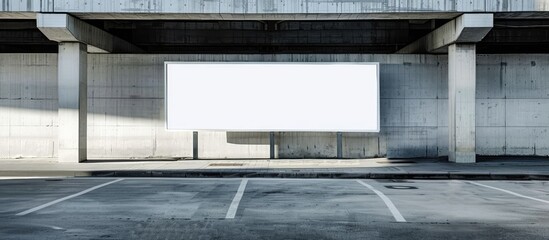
[2,0,549,20]
[397,14,494,54]
[36,13,142,53]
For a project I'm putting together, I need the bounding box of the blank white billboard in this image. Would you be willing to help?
[165,62,379,132]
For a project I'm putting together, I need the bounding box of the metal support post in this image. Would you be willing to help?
[270,132,275,159]
[337,132,343,159]
[193,131,198,160]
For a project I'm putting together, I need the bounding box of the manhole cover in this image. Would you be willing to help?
[384,185,418,190]
[208,163,244,167]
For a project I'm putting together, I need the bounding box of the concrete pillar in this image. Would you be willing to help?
[448,43,476,163]
[58,42,87,162]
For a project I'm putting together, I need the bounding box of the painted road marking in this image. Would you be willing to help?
[465,181,549,204]
[226,179,249,219]
[356,180,406,222]
[16,178,124,216]
[0,177,69,180]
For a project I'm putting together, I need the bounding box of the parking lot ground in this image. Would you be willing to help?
[1,178,548,240]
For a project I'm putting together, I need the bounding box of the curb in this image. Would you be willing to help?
[87,170,549,180]
[2,170,549,180]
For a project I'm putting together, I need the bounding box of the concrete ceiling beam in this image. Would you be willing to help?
[397,14,493,54]
[36,13,142,53]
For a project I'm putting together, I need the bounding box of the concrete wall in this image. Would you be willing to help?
[0,54,58,158]
[1,53,549,159]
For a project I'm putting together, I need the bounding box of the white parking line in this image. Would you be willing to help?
[0,177,70,180]
[465,181,549,204]
[225,179,249,219]
[16,178,124,216]
[356,180,406,222]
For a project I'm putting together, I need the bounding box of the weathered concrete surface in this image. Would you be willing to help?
[1,0,549,20]
[1,54,549,159]
[85,55,193,159]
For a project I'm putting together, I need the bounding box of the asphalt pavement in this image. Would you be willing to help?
[1,178,548,239]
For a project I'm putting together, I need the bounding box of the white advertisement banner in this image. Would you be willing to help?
[165,62,379,132]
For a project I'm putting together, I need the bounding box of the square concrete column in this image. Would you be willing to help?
[58,42,87,162]
[448,44,476,163]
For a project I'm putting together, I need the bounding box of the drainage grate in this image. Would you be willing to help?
[208,163,244,167]
[376,160,416,164]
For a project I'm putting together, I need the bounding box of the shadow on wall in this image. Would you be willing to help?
[0,91,162,122]
[226,132,270,145]
[222,132,388,159]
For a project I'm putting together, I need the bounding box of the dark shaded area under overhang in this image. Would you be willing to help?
[0,18,548,54]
